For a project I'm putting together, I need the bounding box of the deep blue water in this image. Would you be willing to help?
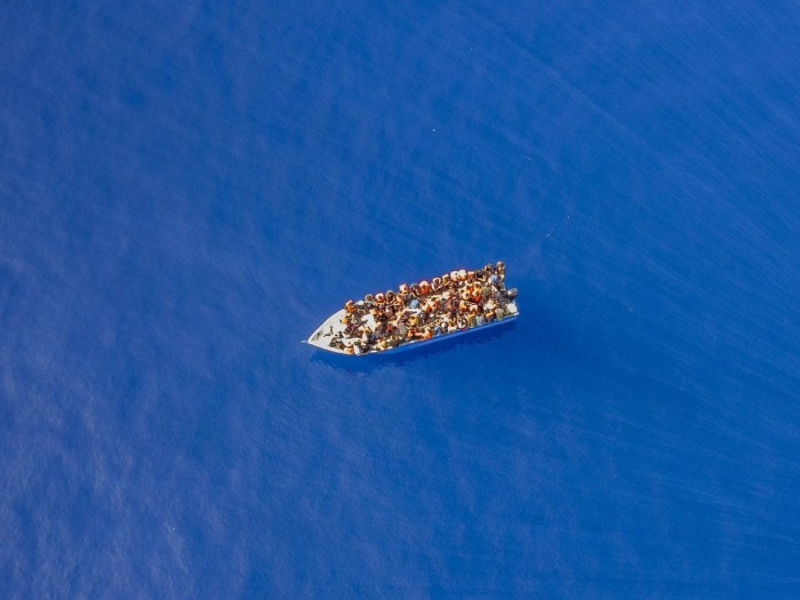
[3,1,800,596]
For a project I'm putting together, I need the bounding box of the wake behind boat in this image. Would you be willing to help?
[306,262,519,355]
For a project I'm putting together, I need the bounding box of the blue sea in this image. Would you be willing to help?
[3,1,800,597]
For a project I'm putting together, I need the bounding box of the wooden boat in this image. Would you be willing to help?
[305,263,518,356]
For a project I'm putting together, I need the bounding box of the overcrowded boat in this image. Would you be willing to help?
[306,262,518,355]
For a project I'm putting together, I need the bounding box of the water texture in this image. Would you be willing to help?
[2,1,800,596]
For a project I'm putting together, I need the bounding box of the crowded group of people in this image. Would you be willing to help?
[329,261,518,354]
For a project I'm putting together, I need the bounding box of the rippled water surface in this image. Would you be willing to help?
[2,1,800,596]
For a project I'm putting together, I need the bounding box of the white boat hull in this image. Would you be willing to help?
[306,303,519,356]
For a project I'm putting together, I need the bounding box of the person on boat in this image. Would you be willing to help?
[496,261,505,279]
[448,296,458,314]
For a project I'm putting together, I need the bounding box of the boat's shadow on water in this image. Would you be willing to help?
[308,319,519,374]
